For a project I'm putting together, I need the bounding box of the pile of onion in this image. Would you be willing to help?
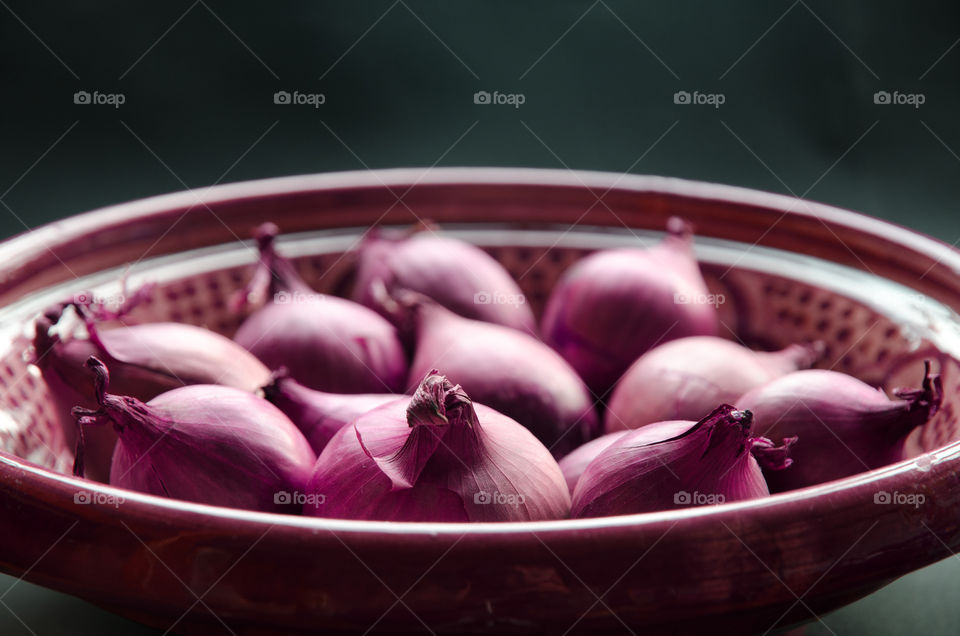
[381,288,598,456]
[73,357,316,513]
[352,223,537,334]
[572,405,795,517]
[232,223,407,394]
[605,336,823,432]
[541,217,719,397]
[306,370,571,521]
[737,362,941,491]
[35,292,271,481]
[45,219,943,523]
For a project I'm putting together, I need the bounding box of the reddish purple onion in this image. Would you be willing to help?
[352,225,536,333]
[736,362,941,491]
[73,357,316,513]
[305,370,571,522]
[558,430,630,494]
[231,223,407,393]
[34,299,272,481]
[605,337,823,433]
[260,369,398,454]
[571,405,795,517]
[385,290,599,456]
[541,217,719,397]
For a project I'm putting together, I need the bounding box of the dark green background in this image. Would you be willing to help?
[1,1,958,634]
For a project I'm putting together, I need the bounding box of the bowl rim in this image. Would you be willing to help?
[6,167,960,275]
[2,167,959,537]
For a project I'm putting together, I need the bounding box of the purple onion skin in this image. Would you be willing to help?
[305,372,570,522]
[234,298,407,394]
[401,297,599,457]
[35,317,273,399]
[261,372,399,454]
[75,358,316,513]
[559,429,631,494]
[352,230,537,334]
[736,364,941,492]
[34,312,272,482]
[571,406,782,518]
[541,218,718,398]
[232,224,407,394]
[605,337,823,433]
[560,419,792,496]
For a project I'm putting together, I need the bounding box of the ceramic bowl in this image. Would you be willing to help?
[1,168,958,635]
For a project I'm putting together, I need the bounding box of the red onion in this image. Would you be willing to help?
[260,369,398,454]
[541,217,718,397]
[385,290,599,456]
[558,430,630,494]
[571,405,795,517]
[232,223,407,393]
[736,362,941,491]
[305,370,570,522]
[34,300,272,481]
[352,225,536,333]
[73,357,316,513]
[605,337,823,433]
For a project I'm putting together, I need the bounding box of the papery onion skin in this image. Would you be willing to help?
[35,308,273,399]
[74,357,316,513]
[305,370,571,522]
[390,292,598,457]
[559,431,628,494]
[571,406,790,518]
[541,218,718,398]
[232,223,407,393]
[560,426,670,494]
[352,226,537,334]
[736,363,941,492]
[605,337,824,433]
[34,304,272,481]
[260,370,398,454]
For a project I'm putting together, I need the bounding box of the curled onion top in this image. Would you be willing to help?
[305,370,571,522]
